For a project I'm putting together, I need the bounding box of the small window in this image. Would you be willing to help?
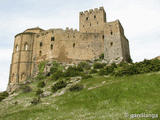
[86,17,88,21]
[15,45,18,52]
[83,25,85,28]
[40,42,43,47]
[110,42,113,46]
[97,22,98,24]
[24,43,28,51]
[90,23,91,26]
[102,35,104,40]
[110,31,113,35]
[51,37,55,41]
[51,44,53,50]
[39,51,42,56]
[94,15,96,19]
[73,43,75,48]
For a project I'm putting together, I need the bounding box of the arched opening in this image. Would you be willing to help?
[40,42,43,47]
[51,44,53,50]
[15,45,18,52]
[86,17,88,21]
[21,73,26,81]
[24,43,28,51]
[110,42,113,46]
[110,31,113,35]
[73,43,75,48]
[51,37,55,41]
[94,15,96,19]
[102,35,105,40]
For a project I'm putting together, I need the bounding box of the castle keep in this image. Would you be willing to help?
[8,7,131,86]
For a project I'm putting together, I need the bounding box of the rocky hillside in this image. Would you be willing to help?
[0,58,160,120]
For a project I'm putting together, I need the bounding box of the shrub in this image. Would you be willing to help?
[64,66,81,77]
[98,69,106,75]
[82,74,92,79]
[99,53,104,59]
[35,73,45,80]
[89,69,97,74]
[50,61,60,74]
[21,85,32,93]
[31,97,40,105]
[69,84,83,92]
[51,70,64,81]
[93,62,106,69]
[51,80,67,92]
[38,61,46,74]
[0,91,9,102]
[78,62,91,70]
[36,89,43,96]
[37,81,45,88]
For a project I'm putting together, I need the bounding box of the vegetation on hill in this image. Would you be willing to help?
[0,58,160,119]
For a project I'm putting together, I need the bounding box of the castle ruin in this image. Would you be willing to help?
[8,7,131,88]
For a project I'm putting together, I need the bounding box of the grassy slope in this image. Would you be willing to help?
[0,72,160,120]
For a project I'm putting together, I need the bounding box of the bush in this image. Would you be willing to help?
[98,69,106,75]
[90,69,97,74]
[0,91,9,102]
[82,74,92,79]
[21,85,32,93]
[51,70,64,81]
[35,89,43,96]
[35,73,45,80]
[50,61,60,74]
[64,66,81,77]
[93,62,106,69]
[51,80,67,92]
[99,53,104,59]
[69,84,83,92]
[31,97,40,105]
[37,81,45,88]
[38,61,46,74]
[78,62,91,70]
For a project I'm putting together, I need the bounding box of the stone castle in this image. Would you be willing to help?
[8,7,130,88]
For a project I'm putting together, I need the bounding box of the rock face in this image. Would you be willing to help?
[8,7,131,90]
[156,56,160,60]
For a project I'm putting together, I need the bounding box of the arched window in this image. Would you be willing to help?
[51,44,53,50]
[110,31,113,35]
[24,43,28,51]
[51,37,55,41]
[110,42,113,46]
[40,42,43,47]
[15,45,19,52]
[73,43,75,48]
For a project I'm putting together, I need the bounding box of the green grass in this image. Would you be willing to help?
[0,72,160,120]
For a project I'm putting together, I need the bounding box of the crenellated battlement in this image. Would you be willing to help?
[80,7,105,16]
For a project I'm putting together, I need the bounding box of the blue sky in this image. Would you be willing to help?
[0,0,160,91]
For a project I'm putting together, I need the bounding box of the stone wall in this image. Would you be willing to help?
[8,7,131,89]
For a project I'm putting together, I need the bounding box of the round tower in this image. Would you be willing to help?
[9,32,35,85]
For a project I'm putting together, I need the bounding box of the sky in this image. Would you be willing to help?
[0,0,160,91]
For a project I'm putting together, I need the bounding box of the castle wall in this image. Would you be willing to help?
[32,29,104,64]
[104,20,131,63]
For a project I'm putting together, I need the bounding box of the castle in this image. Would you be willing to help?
[8,7,130,89]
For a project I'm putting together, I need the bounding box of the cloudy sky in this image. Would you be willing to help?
[0,0,160,91]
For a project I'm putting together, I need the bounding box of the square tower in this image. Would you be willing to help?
[79,7,106,33]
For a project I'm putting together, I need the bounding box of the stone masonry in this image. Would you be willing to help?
[8,7,131,89]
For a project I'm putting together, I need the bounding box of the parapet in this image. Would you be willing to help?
[80,6,105,16]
